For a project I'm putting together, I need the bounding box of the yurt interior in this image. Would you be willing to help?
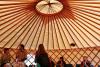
[0,0,100,67]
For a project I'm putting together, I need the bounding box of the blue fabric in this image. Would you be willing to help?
[76,64,81,67]
[90,65,94,67]
[65,64,73,67]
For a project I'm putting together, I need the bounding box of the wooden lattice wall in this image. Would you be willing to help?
[0,47,100,67]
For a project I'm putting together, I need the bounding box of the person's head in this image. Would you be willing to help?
[38,44,45,50]
[36,44,46,55]
[4,48,9,53]
[60,57,64,61]
[83,56,88,61]
[19,44,25,51]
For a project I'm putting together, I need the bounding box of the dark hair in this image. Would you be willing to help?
[60,57,63,59]
[20,44,25,49]
[4,48,9,53]
[36,44,47,56]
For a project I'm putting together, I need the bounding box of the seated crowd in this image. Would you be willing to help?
[0,44,95,67]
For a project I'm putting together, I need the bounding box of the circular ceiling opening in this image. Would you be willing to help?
[36,0,63,14]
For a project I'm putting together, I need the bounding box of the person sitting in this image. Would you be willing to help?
[81,56,91,67]
[56,57,66,67]
[49,57,55,67]
[1,48,12,67]
[50,60,55,67]
[35,44,50,67]
[14,44,27,67]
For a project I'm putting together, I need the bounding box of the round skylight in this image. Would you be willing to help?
[36,0,63,14]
